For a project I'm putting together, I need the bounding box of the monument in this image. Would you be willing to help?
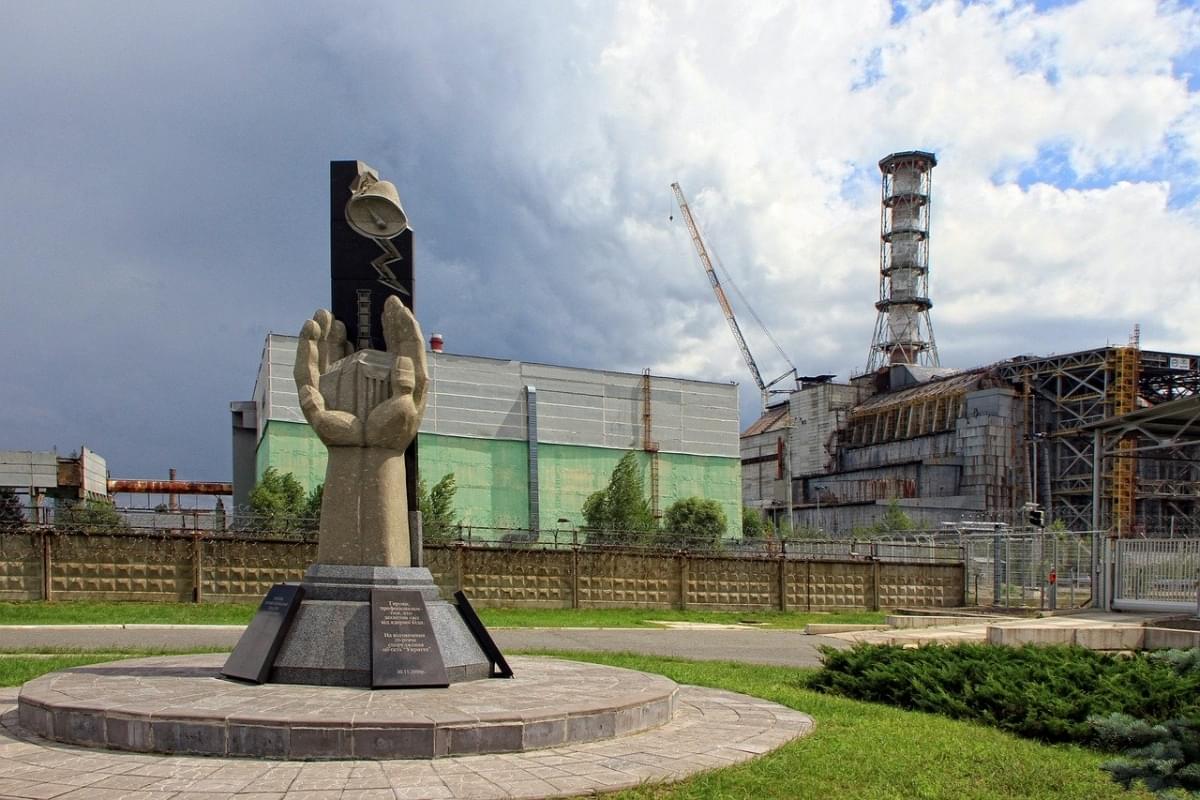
[12,161,813,777]
[221,164,497,687]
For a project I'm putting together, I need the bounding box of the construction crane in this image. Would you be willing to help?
[671,181,797,410]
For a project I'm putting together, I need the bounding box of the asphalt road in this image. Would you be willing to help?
[493,627,847,668]
[0,625,846,668]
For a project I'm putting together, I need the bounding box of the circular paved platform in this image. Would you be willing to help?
[0,663,814,799]
[18,655,677,759]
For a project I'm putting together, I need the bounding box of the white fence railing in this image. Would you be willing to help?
[1107,537,1200,614]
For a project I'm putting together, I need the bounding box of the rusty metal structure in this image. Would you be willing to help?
[867,151,940,372]
[107,480,232,496]
[744,343,1200,535]
[642,368,661,519]
[995,346,1200,534]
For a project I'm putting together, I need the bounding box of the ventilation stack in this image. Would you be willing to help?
[867,151,940,372]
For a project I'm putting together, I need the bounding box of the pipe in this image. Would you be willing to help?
[108,480,232,495]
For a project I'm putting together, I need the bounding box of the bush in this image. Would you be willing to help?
[661,496,727,550]
[248,468,313,531]
[582,452,656,545]
[54,499,127,533]
[0,488,24,529]
[417,473,458,542]
[810,643,1200,745]
[742,506,766,539]
[1092,713,1200,797]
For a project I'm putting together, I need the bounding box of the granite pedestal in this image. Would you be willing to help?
[266,564,491,687]
[18,655,679,760]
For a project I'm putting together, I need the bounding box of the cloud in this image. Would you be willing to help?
[2,0,1198,483]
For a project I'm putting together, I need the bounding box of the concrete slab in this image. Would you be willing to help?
[804,624,889,635]
[886,614,1013,629]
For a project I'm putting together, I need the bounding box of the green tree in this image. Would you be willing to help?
[582,452,656,545]
[742,506,766,540]
[248,467,308,531]
[54,498,126,532]
[301,483,324,530]
[662,496,727,550]
[859,496,912,534]
[417,473,458,542]
[0,488,24,528]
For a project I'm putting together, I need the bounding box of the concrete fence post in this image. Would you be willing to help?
[192,533,203,603]
[777,556,788,612]
[678,553,689,611]
[570,546,580,609]
[870,559,881,611]
[805,560,812,611]
[454,544,465,593]
[40,531,52,602]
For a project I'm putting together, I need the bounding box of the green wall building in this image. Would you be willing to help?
[232,335,742,537]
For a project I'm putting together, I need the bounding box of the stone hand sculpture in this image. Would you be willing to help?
[294,295,428,566]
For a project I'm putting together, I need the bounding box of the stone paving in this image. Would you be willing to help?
[18,656,677,759]
[0,658,814,799]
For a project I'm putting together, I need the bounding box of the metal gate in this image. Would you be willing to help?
[957,532,1096,610]
[1106,537,1200,614]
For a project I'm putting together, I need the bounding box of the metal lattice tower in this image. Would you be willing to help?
[867,151,940,372]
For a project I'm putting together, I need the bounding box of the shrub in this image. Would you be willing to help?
[417,473,458,542]
[0,488,24,528]
[809,643,1200,745]
[582,452,656,545]
[661,496,727,550]
[1092,713,1200,797]
[54,499,127,533]
[742,506,766,539]
[248,467,310,531]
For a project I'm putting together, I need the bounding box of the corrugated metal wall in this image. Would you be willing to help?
[254,421,327,490]
[258,336,738,458]
[247,335,741,535]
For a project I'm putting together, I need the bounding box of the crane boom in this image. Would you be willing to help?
[671,182,768,404]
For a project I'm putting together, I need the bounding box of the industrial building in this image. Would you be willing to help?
[232,335,742,536]
[742,151,1200,535]
[0,448,109,514]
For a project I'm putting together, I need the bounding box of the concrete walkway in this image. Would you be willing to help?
[824,610,1186,647]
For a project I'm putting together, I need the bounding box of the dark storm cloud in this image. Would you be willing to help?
[0,2,698,480]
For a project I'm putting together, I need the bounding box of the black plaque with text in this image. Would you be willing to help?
[454,591,513,678]
[221,583,304,684]
[370,589,449,688]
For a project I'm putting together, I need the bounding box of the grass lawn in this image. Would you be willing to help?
[0,648,1145,799]
[0,601,885,629]
[475,607,886,629]
[0,601,258,626]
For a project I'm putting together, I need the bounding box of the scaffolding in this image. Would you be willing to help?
[996,347,1200,533]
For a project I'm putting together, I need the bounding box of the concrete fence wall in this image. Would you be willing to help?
[0,531,965,611]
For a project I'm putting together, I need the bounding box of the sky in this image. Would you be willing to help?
[3,0,1200,485]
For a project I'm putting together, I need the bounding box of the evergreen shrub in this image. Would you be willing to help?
[809,643,1200,745]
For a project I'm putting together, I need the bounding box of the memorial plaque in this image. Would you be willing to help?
[454,591,513,678]
[221,583,304,684]
[370,589,449,688]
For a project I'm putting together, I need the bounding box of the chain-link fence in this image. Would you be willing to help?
[954,531,1096,610]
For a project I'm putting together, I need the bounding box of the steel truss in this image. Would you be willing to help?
[997,348,1200,533]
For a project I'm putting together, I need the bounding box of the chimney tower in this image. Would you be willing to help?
[867,151,940,371]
